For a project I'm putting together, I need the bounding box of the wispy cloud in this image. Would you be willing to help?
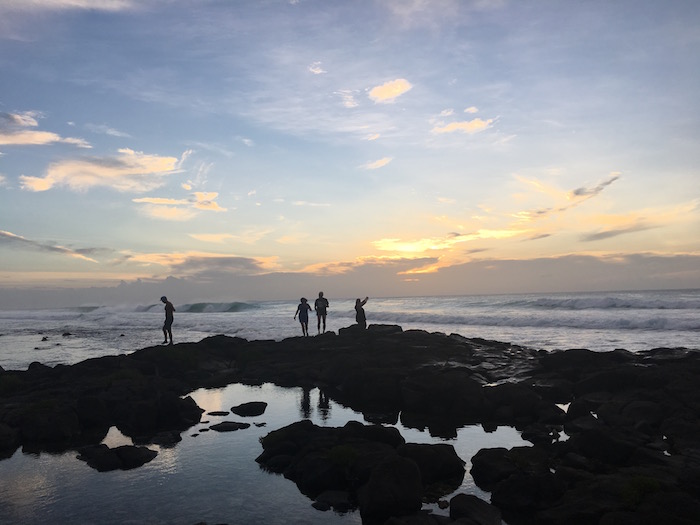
[308,61,326,74]
[86,123,131,137]
[360,157,393,170]
[0,111,91,148]
[368,79,413,103]
[291,201,331,207]
[581,222,656,242]
[20,148,181,192]
[570,172,621,200]
[335,90,359,108]
[513,172,622,222]
[133,191,226,220]
[0,230,102,263]
[0,1,135,12]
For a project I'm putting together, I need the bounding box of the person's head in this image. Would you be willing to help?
[355,298,361,305]
[301,297,307,303]
[161,296,167,303]
[318,291,324,298]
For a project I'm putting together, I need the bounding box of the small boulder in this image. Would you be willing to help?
[210,421,251,432]
[230,401,268,417]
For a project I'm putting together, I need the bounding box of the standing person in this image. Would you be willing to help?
[161,296,175,345]
[294,297,312,336]
[314,291,329,334]
[355,297,368,329]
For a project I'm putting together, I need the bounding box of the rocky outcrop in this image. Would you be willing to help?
[255,419,464,520]
[1,325,698,524]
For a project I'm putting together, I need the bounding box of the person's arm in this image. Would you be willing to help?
[294,305,300,319]
[361,297,368,306]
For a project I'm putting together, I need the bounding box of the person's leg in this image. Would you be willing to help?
[162,324,168,344]
[322,314,327,332]
[317,314,321,333]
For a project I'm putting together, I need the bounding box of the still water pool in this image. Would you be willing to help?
[0,383,527,524]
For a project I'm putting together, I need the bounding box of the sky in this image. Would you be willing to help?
[1,0,699,308]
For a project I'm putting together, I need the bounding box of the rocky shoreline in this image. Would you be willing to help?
[1,324,699,524]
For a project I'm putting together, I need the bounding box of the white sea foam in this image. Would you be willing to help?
[1,290,698,370]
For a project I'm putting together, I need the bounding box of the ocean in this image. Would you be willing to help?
[1,289,698,371]
[0,290,698,524]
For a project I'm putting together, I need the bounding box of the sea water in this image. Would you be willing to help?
[1,290,698,371]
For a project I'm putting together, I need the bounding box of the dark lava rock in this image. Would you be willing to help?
[209,421,251,432]
[256,419,465,520]
[77,444,157,471]
[357,455,423,520]
[230,401,267,416]
[449,493,502,524]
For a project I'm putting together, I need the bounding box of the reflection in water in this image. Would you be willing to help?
[0,382,527,524]
[317,389,331,421]
[101,426,133,448]
[300,387,312,419]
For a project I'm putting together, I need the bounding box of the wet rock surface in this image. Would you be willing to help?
[0,324,698,524]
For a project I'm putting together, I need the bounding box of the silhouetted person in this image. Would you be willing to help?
[294,297,312,336]
[314,291,329,334]
[161,296,175,345]
[355,296,368,329]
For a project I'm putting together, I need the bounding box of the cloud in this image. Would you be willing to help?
[0,229,102,263]
[0,0,134,12]
[133,191,226,220]
[20,148,181,192]
[369,79,413,103]
[188,233,236,244]
[292,201,331,207]
[513,172,622,223]
[570,172,621,199]
[192,192,226,211]
[431,118,493,134]
[135,205,197,221]
[581,222,656,242]
[132,197,189,206]
[0,111,91,148]
[360,157,393,170]
[85,123,131,137]
[335,90,359,108]
[125,251,279,277]
[464,106,479,114]
[308,61,326,74]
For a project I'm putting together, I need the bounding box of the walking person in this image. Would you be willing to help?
[314,291,329,334]
[355,296,368,329]
[294,297,312,336]
[161,296,175,345]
